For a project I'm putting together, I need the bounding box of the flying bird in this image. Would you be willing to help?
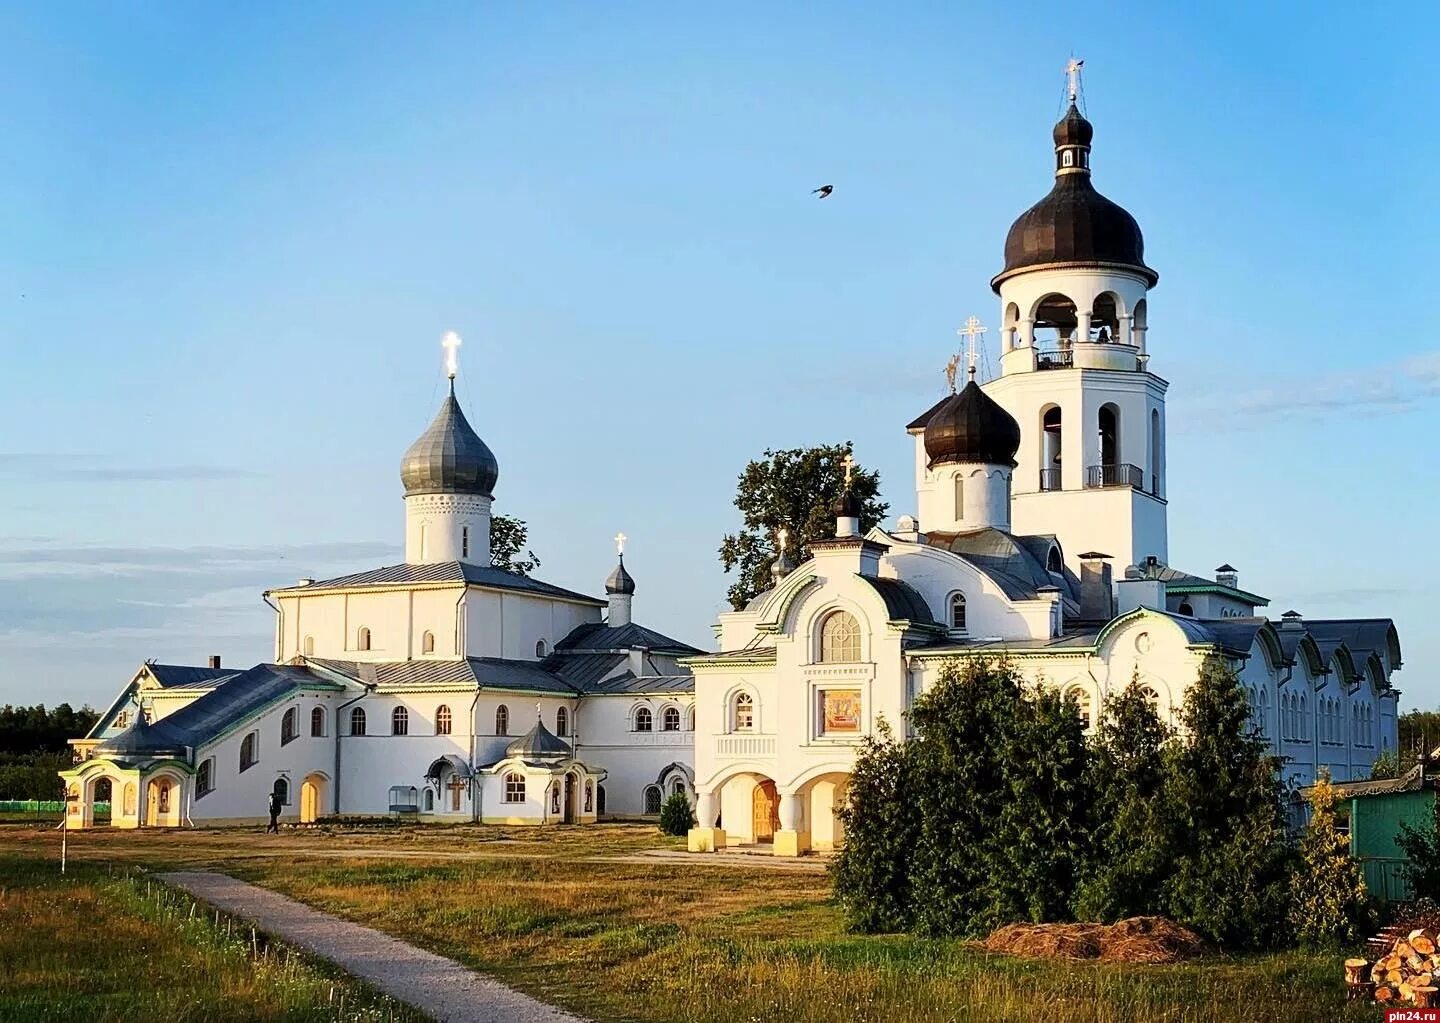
[812,184,834,199]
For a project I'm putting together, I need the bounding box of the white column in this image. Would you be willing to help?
[1134,324,1148,355]
[695,791,717,829]
[1021,318,1036,347]
[1118,313,1133,347]
[778,792,801,832]
[1077,310,1093,342]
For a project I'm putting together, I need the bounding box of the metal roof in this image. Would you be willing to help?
[926,527,1074,602]
[554,621,702,655]
[271,561,604,606]
[399,388,499,498]
[583,673,695,695]
[145,664,240,690]
[1154,565,1269,607]
[546,653,628,687]
[311,656,581,695]
[1306,619,1402,670]
[505,717,572,759]
[859,576,938,626]
[685,646,777,664]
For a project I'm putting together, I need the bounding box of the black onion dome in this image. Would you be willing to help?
[605,555,635,595]
[992,103,1156,291]
[400,388,499,498]
[832,489,862,518]
[505,717,572,760]
[1052,102,1093,147]
[923,380,1021,468]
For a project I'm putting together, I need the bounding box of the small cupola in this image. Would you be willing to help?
[832,454,862,538]
[505,713,572,762]
[605,533,635,627]
[400,381,500,499]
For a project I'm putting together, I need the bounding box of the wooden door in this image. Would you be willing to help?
[563,775,576,825]
[300,779,318,823]
[752,780,779,843]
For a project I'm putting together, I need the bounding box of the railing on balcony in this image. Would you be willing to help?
[1035,349,1073,370]
[715,735,776,758]
[1039,467,1062,492]
[1085,462,1144,490]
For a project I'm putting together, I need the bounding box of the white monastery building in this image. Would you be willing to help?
[65,71,1402,852]
[64,372,700,829]
[682,74,1402,856]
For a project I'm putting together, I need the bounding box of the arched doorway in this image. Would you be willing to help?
[146,775,180,827]
[563,773,577,825]
[92,777,112,825]
[752,779,779,844]
[299,773,326,824]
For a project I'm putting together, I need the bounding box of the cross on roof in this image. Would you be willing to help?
[442,330,462,380]
[614,532,627,556]
[957,316,987,380]
[1065,57,1085,103]
[842,452,854,487]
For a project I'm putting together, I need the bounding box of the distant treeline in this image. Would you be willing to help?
[0,703,100,801]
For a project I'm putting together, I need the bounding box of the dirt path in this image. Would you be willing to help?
[159,870,587,1023]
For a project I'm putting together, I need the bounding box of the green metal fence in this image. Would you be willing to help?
[0,800,110,813]
[1360,857,1411,904]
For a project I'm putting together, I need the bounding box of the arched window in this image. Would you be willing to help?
[424,788,434,812]
[1067,687,1091,730]
[350,707,367,736]
[392,707,409,735]
[555,707,568,737]
[535,639,548,658]
[310,706,326,737]
[303,635,314,656]
[419,524,428,560]
[1178,601,1194,617]
[733,692,754,731]
[196,758,214,797]
[1040,405,1062,490]
[671,778,686,797]
[953,473,964,520]
[1150,409,1162,496]
[503,772,525,803]
[357,626,371,652]
[495,704,509,736]
[422,631,435,655]
[1091,291,1119,339]
[550,783,561,814]
[281,707,297,745]
[662,706,681,731]
[819,610,861,663]
[436,705,452,735]
[584,781,593,813]
[461,526,470,559]
[597,784,607,814]
[1300,694,1307,740]
[239,732,258,771]
[115,711,129,730]
[1047,547,1063,574]
[634,707,653,732]
[685,705,696,731]
[1099,403,1120,466]
[643,785,662,815]
[949,594,967,632]
[273,777,288,805]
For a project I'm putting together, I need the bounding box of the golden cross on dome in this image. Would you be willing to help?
[441,330,462,380]
[614,532,627,556]
[777,526,789,551]
[842,452,854,487]
[1065,57,1085,103]
[957,316,987,381]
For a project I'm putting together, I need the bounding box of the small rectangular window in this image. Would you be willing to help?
[954,475,964,519]
[1062,150,1075,167]
[462,527,470,558]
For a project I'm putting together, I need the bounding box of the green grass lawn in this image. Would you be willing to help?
[0,822,1387,1023]
[0,855,428,1023]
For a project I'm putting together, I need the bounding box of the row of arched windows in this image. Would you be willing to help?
[642,778,689,814]
[348,705,456,737]
[1281,691,1308,741]
[301,629,547,658]
[633,705,694,732]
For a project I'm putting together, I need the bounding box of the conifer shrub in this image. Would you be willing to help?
[658,791,695,836]
[1398,794,1440,901]
[831,720,917,932]
[1289,771,1375,947]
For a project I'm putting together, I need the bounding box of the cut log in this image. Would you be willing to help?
[1388,969,1405,984]
[1376,984,1397,1004]
[1399,982,1415,1003]
[1413,973,1434,989]
[1397,941,1417,959]
[1345,958,1371,985]
[1410,929,1436,956]
[1416,987,1440,1009]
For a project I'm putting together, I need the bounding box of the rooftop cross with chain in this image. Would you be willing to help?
[957,316,987,380]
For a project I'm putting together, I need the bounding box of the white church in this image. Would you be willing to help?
[65,70,1401,851]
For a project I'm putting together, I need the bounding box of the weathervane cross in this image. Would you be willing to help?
[614,532,627,556]
[944,353,961,394]
[1065,57,1085,103]
[442,331,462,380]
[957,316,987,380]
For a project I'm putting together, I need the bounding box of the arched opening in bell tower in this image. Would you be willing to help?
[1091,292,1120,342]
[1033,294,1078,367]
[1149,409,1162,496]
[1040,405,1062,491]
[1003,302,1021,350]
[1099,403,1120,466]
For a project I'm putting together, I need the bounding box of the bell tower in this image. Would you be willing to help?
[982,62,1168,574]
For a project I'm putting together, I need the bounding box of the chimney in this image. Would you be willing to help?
[208,655,221,669]
[297,578,314,587]
[1280,609,1305,631]
[1117,559,1164,614]
[1078,552,1114,620]
[1215,563,1238,589]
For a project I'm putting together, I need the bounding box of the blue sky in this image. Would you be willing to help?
[0,3,1436,710]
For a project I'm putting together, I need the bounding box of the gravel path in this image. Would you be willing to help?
[158,871,588,1023]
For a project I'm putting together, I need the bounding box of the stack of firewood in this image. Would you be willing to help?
[1349,929,1440,1006]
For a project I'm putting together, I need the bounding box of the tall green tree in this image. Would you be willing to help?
[1290,771,1374,948]
[489,514,540,576]
[718,444,886,610]
[1162,657,1293,949]
[1397,792,1440,901]
[831,720,916,933]
[1076,676,1174,922]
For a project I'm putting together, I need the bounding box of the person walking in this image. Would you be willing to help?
[266,790,282,833]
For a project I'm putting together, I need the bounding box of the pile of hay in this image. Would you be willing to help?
[983,917,1207,964]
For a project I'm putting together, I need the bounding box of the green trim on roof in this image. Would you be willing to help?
[1164,581,1270,606]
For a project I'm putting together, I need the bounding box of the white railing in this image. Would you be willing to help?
[715,735,776,758]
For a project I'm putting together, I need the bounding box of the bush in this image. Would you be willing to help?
[1398,795,1440,901]
[832,719,916,932]
[1289,771,1375,947]
[658,792,695,836]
